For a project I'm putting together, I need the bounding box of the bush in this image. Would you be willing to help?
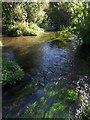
[55,26,75,42]
[29,22,44,36]
[77,13,90,45]
[47,2,71,30]
[7,22,44,36]
[2,58,24,85]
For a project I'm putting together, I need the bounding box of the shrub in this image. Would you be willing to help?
[77,13,90,45]
[55,26,75,42]
[7,24,18,36]
[7,22,44,36]
[29,22,44,36]
[2,58,24,85]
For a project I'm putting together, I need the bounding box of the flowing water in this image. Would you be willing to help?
[2,33,90,119]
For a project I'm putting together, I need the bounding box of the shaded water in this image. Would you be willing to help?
[2,33,90,118]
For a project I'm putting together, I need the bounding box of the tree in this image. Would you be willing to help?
[24,2,49,24]
[47,2,72,30]
[78,10,90,45]
[70,2,90,45]
[2,2,27,24]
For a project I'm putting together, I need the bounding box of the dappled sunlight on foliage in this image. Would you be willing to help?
[7,22,44,36]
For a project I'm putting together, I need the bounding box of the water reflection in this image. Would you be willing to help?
[2,36,45,72]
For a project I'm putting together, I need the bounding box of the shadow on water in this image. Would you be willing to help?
[2,34,90,119]
[72,44,90,77]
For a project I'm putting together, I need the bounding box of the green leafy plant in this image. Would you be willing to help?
[54,27,75,43]
[77,13,90,45]
[2,58,24,85]
[7,22,44,36]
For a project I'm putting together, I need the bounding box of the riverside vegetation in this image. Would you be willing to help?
[2,1,90,120]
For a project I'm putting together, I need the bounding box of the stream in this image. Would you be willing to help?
[2,33,90,119]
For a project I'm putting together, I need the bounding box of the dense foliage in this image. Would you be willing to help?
[76,102,90,120]
[7,21,44,36]
[2,58,24,85]
[47,2,72,30]
[77,11,90,45]
[2,2,48,24]
[2,2,90,45]
[2,2,48,36]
